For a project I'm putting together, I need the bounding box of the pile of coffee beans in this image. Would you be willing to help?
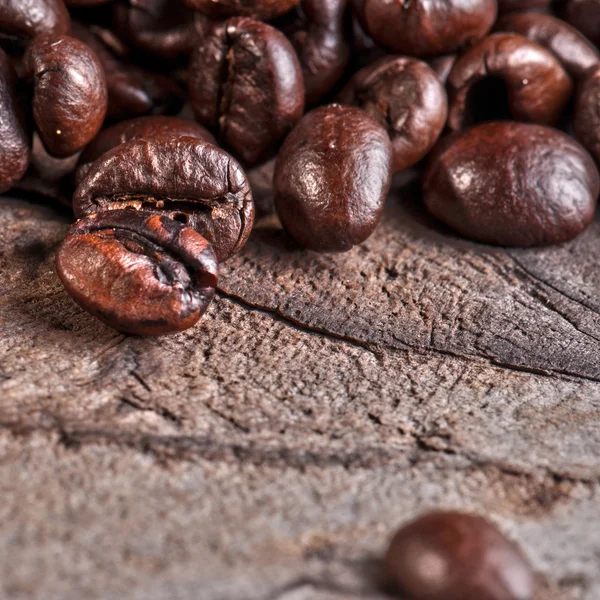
[1,0,600,336]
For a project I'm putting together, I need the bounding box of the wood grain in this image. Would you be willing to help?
[1,177,599,599]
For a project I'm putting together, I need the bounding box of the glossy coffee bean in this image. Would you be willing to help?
[0,0,70,48]
[498,0,551,13]
[565,0,600,46]
[447,33,573,131]
[276,0,350,105]
[23,34,107,158]
[385,511,535,600]
[76,115,215,183]
[353,0,497,58]
[189,17,305,166]
[424,122,599,247]
[183,0,300,20]
[0,48,30,193]
[496,12,600,80]
[56,211,218,336]
[113,0,198,59]
[429,55,457,85]
[338,57,447,174]
[574,65,600,164]
[274,105,392,252]
[71,22,184,122]
[73,136,254,262]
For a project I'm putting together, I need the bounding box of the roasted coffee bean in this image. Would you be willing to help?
[56,210,218,335]
[496,12,600,80]
[183,0,300,20]
[498,0,551,13]
[23,34,107,158]
[353,0,497,57]
[338,57,447,174]
[189,17,305,166]
[73,136,254,262]
[276,0,350,105]
[71,22,184,122]
[0,47,30,193]
[574,64,600,164]
[447,33,572,131]
[385,511,535,600]
[113,0,198,59]
[0,0,69,48]
[76,115,215,183]
[274,105,392,252]
[424,122,599,247]
[565,0,600,46]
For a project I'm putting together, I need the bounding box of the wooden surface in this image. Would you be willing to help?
[1,174,599,599]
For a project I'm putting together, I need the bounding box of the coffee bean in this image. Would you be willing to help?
[353,0,497,57]
[385,511,535,600]
[574,64,600,164]
[0,47,30,194]
[275,0,351,105]
[73,136,254,262]
[274,104,392,252]
[183,0,300,20]
[496,12,600,80]
[0,0,70,48]
[56,210,218,335]
[112,0,198,59]
[23,33,107,158]
[75,115,216,184]
[71,22,184,122]
[189,17,305,166]
[424,122,599,247]
[338,56,447,173]
[565,0,600,47]
[447,33,572,131]
[429,55,457,85]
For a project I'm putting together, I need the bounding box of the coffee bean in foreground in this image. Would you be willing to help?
[385,511,534,600]
[274,104,392,252]
[56,211,218,336]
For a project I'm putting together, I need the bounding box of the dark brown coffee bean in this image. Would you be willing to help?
[23,34,107,158]
[0,47,30,193]
[112,0,198,59]
[276,0,350,105]
[385,511,535,600]
[71,22,184,122]
[338,56,447,174]
[574,64,600,164]
[498,0,551,13]
[183,0,300,20]
[76,115,216,184]
[274,104,392,252]
[496,12,600,80]
[353,0,497,57]
[0,0,70,48]
[73,136,254,262]
[424,122,599,247]
[189,17,305,166]
[565,0,600,46]
[447,33,573,131]
[56,210,218,336]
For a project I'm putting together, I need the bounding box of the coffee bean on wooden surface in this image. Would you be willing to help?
[424,122,599,247]
[385,511,535,600]
[274,104,392,252]
[73,136,254,263]
[56,210,218,335]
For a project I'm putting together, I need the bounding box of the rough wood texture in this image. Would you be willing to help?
[1,175,599,599]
